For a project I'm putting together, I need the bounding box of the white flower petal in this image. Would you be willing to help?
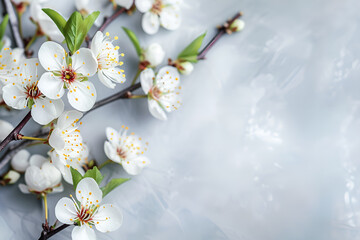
[29,154,47,168]
[72,48,98,77]
[115,0,133,9]
[144,43,165,66]
[75,0,89,11]
[122,156,150,175]
[160,6,181,30]
[18,183,30,194]
[140,68,154,94]
[135,0,153,12]
[11,149,30,172]
[94,204,123,232]
[67,81,96,112]
[32,98,64,125]
[38,72,65,99]
[24,166,50,192]
[2,84,27,110]
[49,128,66,150]
[142,12,160,35]
[104,141,121,163]
[0,119,13,142]
[76,178,102,205]
[56,110,83,130]
[38,41,66,72]
[55,197,78,224]
[41,161,62,188]
[106,127,120,145]
[72,225,96,240]
[148,99,167,120]
[98,68,126,89]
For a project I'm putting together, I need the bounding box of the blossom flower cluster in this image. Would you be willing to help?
[0,1,244,239]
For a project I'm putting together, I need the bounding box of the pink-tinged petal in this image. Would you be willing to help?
[2,84,27,110]
[94,204,123,232]
[56,110,83,130]
[140,68,154,94]
[32,98,64,125]
[148,99,167,120]
[135,0,154,12]
[72,48,98,77]
[38,41,66,72]
[160,5,181,30]
[142,12,160,35]
[75,178,102,205]
[11,149,30,172]
[104,141,121,164]
[38,72,65,100]
[67,81,96,112]
[72,225,96,240]
[55,197,78,224]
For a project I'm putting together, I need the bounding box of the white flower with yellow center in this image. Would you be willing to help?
[18,154,63,194]
[140,66,181,120]
[0,47,25,85]
[2,58,64,125]
[50,143,90,184]
[90,31,126,89]
[49,110,85,166]
[104,126,150,175]
[55,178,123,239]
[37,41,98,112]
[135,0,181,34]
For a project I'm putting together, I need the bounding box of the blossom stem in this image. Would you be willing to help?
[129,94,147,99]
[131,68,141,85]
[38,223,71,240]
[98,159,112,169]
[1,0,24,48]
[17,12,24,39]
[25,33,39,51]
[197,12,243,60]
[0,111,32,152]
[18,135,47,142]
[98,7,126,33]
[42,193,49,225]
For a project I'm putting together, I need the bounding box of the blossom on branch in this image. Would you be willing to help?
[18,153,63,194]
[140,66,181,120]
[2,58,65,125]
[90,31,126,89]
[143,43,165,67]
[135,0,181,34]
[0,47,25,85]
[37,41,98,112]
[55,178,123,239]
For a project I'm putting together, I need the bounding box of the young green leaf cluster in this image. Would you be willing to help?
[0,15,9,50]
[177,33,206,63]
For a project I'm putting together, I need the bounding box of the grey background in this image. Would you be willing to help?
[1,0,360,239]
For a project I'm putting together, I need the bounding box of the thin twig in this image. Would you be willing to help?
[38,224,71,240]
[99,7,126,33]
[197,12,242,60]
[1,0,24,48]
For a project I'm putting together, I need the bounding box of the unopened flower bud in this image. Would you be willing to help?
[230,19,245,32]
[11,149,30,172]
[179,61,194,75]
[3,170,20,184]
[144,43,165,67]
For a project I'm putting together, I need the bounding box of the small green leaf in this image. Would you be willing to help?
[178,55,198,63]
[64,11,83,54]
[83,167,103,185]
[101,178,129,197]
[83,11,100,34]
[122,27,142,57]
[42,9,66,35]
[0,14,9,50]
[177,33,206,63]
[70,167,83,191]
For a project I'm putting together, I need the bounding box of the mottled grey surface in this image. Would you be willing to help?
[1,0,360,239]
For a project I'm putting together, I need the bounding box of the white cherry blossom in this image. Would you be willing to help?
[48,110,85,165]
[0,119,13,142]
[30,0,65,43]
[50,143,90,184]
[140,66,181,120]
[143,43,165,67]
[90,31,126,88]
[18,154,63,194]
[104,126,150,175]
[0,47,25,85]
[37,41,98,112]
[2,58,64,125]
[135,0,181,34]
[55,178,123,239]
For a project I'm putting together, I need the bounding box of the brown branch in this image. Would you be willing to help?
[1,0,24,48]
[38,224,71,240]
[98,7,126,33]
[197,12,242,60]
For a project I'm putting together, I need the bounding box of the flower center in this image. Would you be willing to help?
[77,206,96,225]
[117,147,127,160]
[149,86,162,100]
[151,0,163,15]
[62,68,76,83]
[25,82,42,99]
